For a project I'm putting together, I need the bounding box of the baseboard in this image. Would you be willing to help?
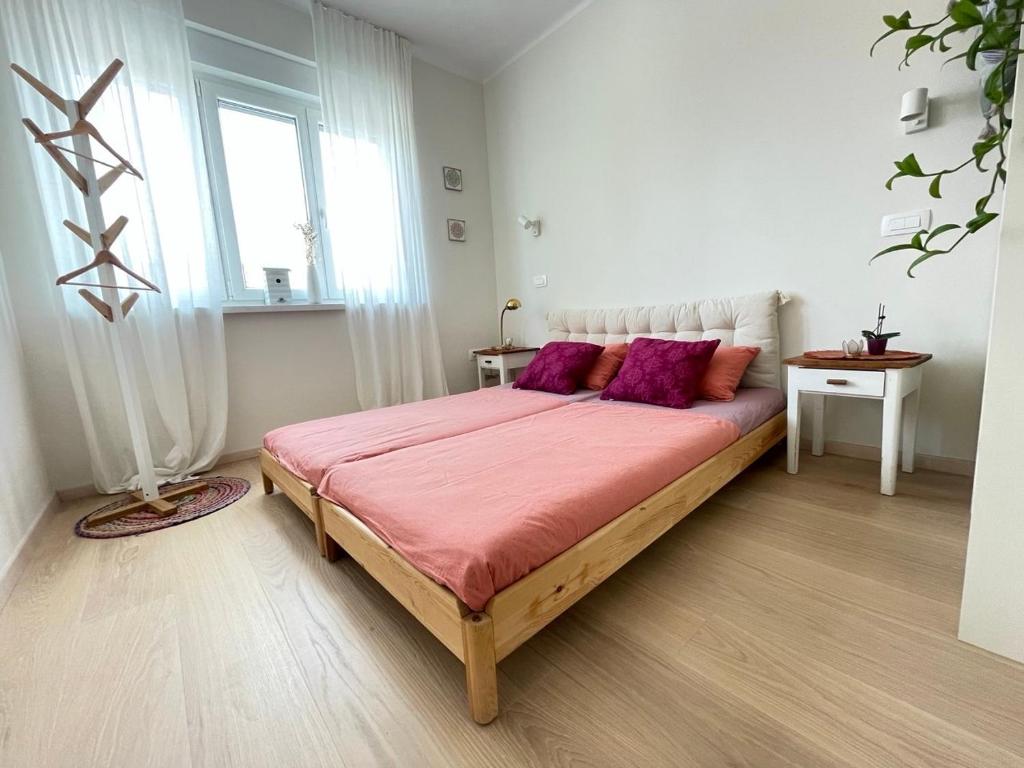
[0,492,60,613]
[215,448,260,466]
[56,484,95,502]
[799,437,975,477]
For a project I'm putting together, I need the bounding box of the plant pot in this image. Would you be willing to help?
[306,263,323,305]
[866,337,888,356]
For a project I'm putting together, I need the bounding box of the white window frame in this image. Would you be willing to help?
[195,73,337,304]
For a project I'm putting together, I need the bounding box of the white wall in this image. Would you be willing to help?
[0,0,497,488]
[0,247,54,581]
[484,0,998,463]
[958,59,1024,663]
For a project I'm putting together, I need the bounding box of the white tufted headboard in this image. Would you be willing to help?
[547,291,787,389]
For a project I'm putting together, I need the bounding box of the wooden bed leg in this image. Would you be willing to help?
[261,471,274,495]
[315,505,331,559]
[461,613,498,724]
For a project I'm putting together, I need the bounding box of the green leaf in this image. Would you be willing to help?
[897,153,924,176]
[870,242,925,263]
[905,34,935,52]
[911,229,926,249]
[976,193,993,215]
[872,11,914,56]
[885,171,903,190]
[924,223,961,247]
[985,64,1006,105]
[907,250,946,277]
[929,174,943,199]
[966,211,999,232]
[949,0,984,25]
[882,11,912,30]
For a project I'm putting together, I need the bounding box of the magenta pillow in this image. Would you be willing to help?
[513,341,604,395]
[600,337,721,409]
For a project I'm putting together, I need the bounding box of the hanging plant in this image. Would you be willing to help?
[871,0,1022,276]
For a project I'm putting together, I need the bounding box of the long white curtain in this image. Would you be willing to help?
[311,3,448,409]
[2,0,228,493]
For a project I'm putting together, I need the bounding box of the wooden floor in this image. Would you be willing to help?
[2,449,1022,767]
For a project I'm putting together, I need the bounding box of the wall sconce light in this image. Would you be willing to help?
[901,87,929,134]
[517,215,541,237]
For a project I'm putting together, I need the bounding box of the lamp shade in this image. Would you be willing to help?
[504,298,522,311]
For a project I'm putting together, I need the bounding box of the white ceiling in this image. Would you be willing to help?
[283,0,589,82]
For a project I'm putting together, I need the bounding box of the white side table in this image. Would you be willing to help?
[474,347,539,388]
[784,353,931,496]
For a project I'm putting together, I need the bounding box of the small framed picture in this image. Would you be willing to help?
[447,218,466,242]
[443,166,463,192]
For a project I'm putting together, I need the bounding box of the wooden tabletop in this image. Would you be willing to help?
[473,346,540,356]
[784,353,932,370]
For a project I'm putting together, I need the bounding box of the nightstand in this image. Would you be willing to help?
[784,353,932,496]
[473,346,539,388]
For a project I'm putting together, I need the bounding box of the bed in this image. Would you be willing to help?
[312,291,788,723]
[259,383,600,555]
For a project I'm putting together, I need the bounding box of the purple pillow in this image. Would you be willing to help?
[514,341,604,395]
[601,337,721,409]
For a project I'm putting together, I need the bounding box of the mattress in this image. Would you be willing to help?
[263,385,600,485]
[598,387,785,436]
[317,401,741,610]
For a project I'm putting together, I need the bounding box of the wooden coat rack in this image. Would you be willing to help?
[11,58,206,526]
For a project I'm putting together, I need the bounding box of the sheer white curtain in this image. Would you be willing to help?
[311,3,448,409]
[2,0,228,493]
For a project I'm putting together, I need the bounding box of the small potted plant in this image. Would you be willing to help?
[862,303,900,355]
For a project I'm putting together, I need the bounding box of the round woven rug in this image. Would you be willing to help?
[75,476,250,539]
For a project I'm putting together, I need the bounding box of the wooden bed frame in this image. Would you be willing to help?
[259,448,328,557]
[315,411,787,724]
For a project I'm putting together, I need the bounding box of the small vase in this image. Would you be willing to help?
[306,263,323,305]
[867,337,888,356]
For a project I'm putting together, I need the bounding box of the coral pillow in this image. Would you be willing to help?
[584,343,630,390]
[700,345,761,401]
[514,341,604,395]
[601,337,721,409]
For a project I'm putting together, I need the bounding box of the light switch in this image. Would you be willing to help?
[881,209,931,237]
[532,275,548,288]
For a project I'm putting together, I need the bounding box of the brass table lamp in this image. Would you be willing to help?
[499,298,521,348]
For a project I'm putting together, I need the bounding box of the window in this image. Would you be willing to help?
[197,76,332,303]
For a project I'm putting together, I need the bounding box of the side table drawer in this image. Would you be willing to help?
[795,368,885,398]
[479,357,498,367]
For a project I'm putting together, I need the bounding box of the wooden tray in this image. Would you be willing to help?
[803,350,924,362]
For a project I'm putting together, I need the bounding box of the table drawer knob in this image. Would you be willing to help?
[482,358,495,366]
[826,378,848,385]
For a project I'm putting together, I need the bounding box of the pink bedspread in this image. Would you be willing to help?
[318,402,740,610]
[263,387,596,486]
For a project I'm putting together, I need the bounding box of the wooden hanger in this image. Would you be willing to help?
[33,120,143,180]
[75,289,141,323]
[56,247,160,293]
[21,119,86,193]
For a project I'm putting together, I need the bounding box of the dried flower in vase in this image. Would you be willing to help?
[294,222,318,266]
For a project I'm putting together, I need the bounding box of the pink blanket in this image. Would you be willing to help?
[263,387,595,486]
[318,402,740,610]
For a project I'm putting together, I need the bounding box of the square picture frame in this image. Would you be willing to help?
[443,166,463,192]
[447,218,466,242]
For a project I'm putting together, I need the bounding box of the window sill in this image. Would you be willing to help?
[222,300,345,315]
